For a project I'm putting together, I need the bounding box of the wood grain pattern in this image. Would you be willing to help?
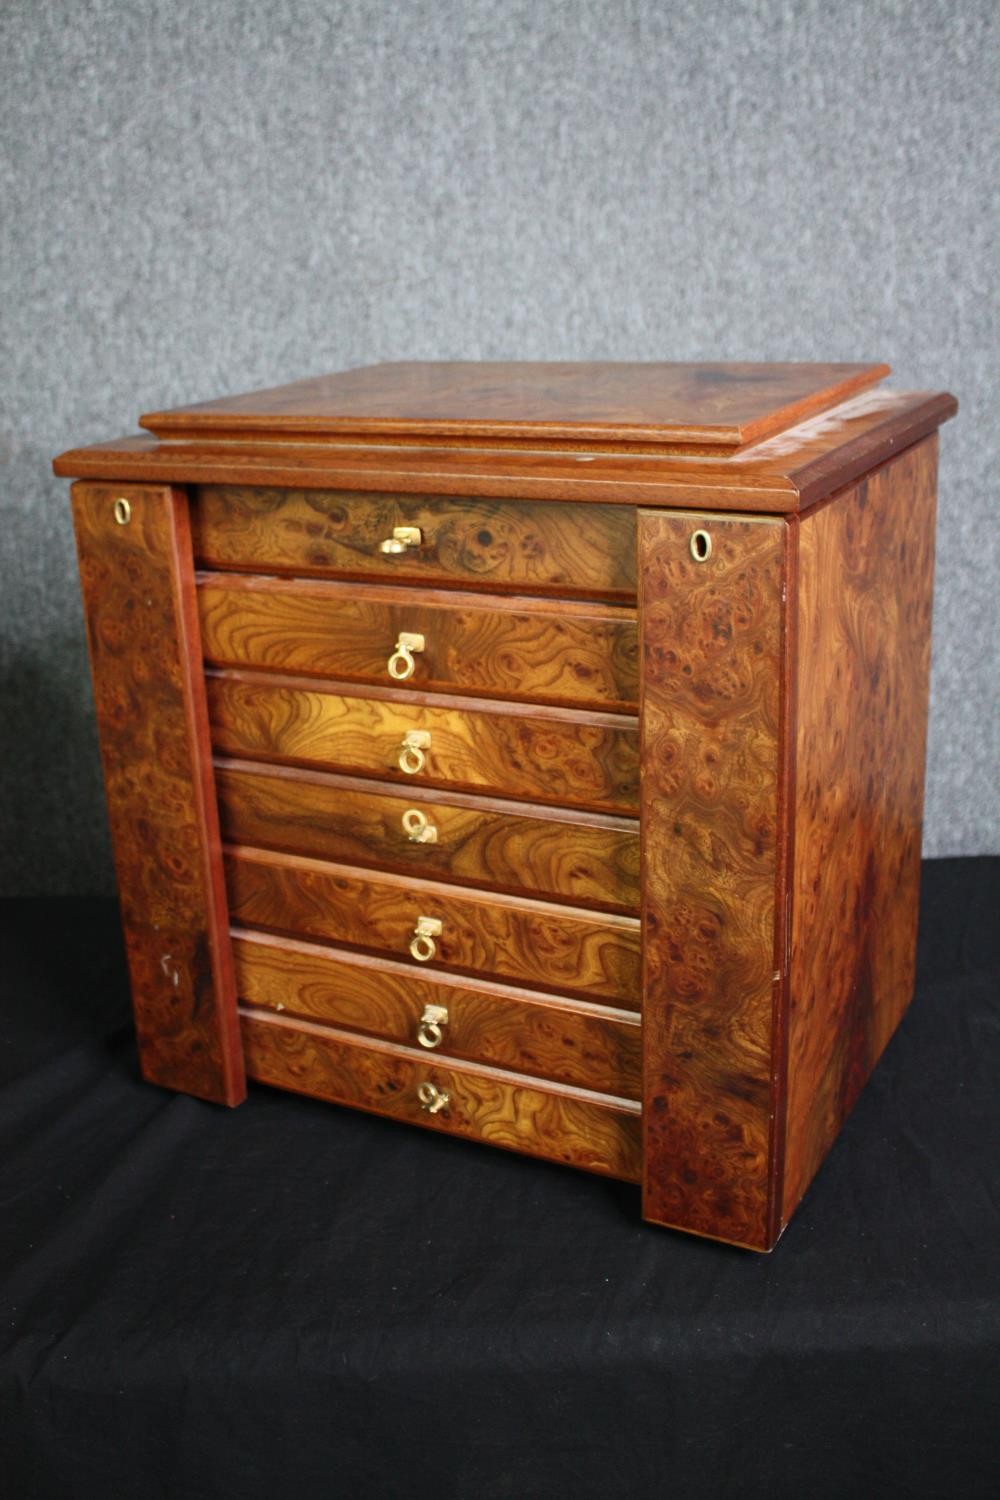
[781,437,939,1224]
[197,574,639,711]
[54,393,958,516]
[226,846,642,1006]
[639,510,787,1250]
[234,930,642,1097]
[192,488,638,598]
[215,761,640,912]
[240,1009,642,1181]
[206,671,640,814]
[70,483,244,1105]
[142,360,890,452]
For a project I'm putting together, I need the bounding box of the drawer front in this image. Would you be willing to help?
[198,575,639,713]
[215,762,640,913]
[234,932,641,1098]
[225,847,641,1007]
[240,1010,642,1182]
[207,673,640,814]
[192,487,637,600]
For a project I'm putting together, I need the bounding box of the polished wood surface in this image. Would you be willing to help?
[198,574,639,711]
[54,390,957,514]
[191,488,638,598]
[207,671,640,814]
[241,1009,642,1181]
[70,483,244,1106]
[639,510,787,1250]
[226,846,642,1006]
[215,761,640,912]
[56,360,957,1248]
[234,930,642,1097]
[781,438,939,1225]
[141,360,890,452]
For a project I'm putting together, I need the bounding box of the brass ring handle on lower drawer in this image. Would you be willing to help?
[379,526,422,556]
[417,1081,450,1114]
[416,1004,449,1049]
[398,730,430,775]
[387,631,425,681]
[402,807,437,843]
[410,915,442,963]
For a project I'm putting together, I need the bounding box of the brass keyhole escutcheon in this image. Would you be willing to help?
[398,730,431,775]
[113,497,132,526]
[402,807,438,844]
[387,631,425,681]
[416,1004,449,1050]
[379,525,423,556]
[410,915,442,963]
[417,1081,450,1114]
[690,528,712,563]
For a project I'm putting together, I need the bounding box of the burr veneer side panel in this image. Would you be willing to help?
[71,483,244,1105]
[781,437,939,1223]
[639,510,787,1250]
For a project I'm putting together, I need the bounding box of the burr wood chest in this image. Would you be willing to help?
[55,360,957,1250]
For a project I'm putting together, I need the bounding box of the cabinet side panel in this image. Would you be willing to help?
[782,436,938,1222]
[639,512,786,1250]
[71,483,245,1105]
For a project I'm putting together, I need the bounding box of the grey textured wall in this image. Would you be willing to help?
[1,0,997,893]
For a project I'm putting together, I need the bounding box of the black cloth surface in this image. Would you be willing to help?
[1,858,998,1500]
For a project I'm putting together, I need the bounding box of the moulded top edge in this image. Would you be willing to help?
[138,359,892,452]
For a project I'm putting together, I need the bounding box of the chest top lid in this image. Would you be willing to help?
[139,360,891,453]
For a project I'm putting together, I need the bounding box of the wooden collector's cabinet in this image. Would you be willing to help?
[55,360,957,1250]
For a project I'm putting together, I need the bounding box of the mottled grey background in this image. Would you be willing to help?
[1,0,997,893]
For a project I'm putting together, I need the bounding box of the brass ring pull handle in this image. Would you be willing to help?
[417,1081,450,1114]
[379,526,423,556]
[387,631,425,682]
[398,730,430,775]
[402,807,438,844]
[410,915,442,963]
[416,1004,449,1050]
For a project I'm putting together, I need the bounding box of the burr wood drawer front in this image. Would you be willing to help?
[233,931,642,1098]
[239,1009,643,1182]
[206,674,639,815]
[197,575,639,713]
[214,762,640,913]
[191,487,638,601]
[225,847,641,1007]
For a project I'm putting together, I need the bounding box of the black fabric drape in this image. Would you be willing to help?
[2,858,998,1499]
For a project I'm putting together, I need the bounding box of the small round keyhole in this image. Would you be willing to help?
[113,497,132,526]
[690,528,712,563]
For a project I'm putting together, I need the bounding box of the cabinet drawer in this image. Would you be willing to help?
[207,672,639,814]
[226,847,641,1007]
[240,1009,642,1182]
[192,487,637,600]
[198,575,639,712]
[234,931,641,1098]
[215,762,640,913]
